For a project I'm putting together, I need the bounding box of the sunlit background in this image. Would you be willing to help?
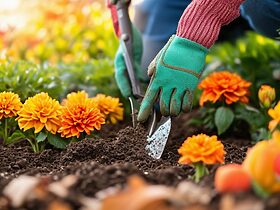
[0,0,37,30]
[0,0,118,63]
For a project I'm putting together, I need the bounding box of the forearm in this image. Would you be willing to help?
[176,0,244,48]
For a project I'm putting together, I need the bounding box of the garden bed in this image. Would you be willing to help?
[1,113,279,210]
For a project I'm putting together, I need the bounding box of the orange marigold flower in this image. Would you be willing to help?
[16,92,61,134]
[58,91,105,138]
[0,91,22,120]
[268,101,280,131]
[92,94,123,124]
[198,71,251,106]
[178,134,225,165]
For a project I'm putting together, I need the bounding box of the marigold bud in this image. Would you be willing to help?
[258,85,276,108]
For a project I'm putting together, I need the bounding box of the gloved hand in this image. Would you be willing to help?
[114,25,144,98]
[137,35,209,122]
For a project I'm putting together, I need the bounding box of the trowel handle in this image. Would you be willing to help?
[116,1,142,98]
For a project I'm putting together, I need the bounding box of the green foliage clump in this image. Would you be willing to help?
[0,58,121,101]
[57,58,120,97]
[0,61,64,101]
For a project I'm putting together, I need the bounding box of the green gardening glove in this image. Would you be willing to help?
[137,35,209,122]
[114,25,144,98]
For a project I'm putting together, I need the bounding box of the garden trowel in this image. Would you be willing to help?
[112,1,171,159]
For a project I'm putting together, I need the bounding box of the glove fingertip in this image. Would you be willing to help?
[137,105,150,122]
[137,91,157,122]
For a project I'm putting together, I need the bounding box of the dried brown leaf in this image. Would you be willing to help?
[3,175,41,207]
[176,182,213,205]
[48,175,77,198]
[47,200,73,210]
[182,205,209,210]
[220,194,264,210]
[220,194,235,210]
[101,176,179,210]
[0,196,9,210]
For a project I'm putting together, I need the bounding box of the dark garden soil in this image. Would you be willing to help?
[0,112,279,210]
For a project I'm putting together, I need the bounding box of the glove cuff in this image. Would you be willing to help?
[176,0,244,48]
[161,35,209,77]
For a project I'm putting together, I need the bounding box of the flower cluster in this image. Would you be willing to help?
[0,90,123,152]
[58,91,105,138]
[199,71,251,106]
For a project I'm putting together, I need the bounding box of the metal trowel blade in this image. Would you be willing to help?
[146,116,171,159]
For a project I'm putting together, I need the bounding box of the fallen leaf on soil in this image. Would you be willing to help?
[3,175,79,208]
[176,181,213,205]
[3,175,41,207]
[220,194,264,210]
[48,175,77,197]
[47,200,73,210]
[182,206,208,210]
[79,196,102,210]
[0,197,9,210]
[101,176,181,210]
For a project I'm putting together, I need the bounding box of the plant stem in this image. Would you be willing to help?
[27,138,44,153]
[193,162,208,183]
[71,136,79,143]
[3,118,8,144]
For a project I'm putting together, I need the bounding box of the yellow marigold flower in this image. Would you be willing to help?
[178,134,225,165]
[58,92,105,138]
[0,91,22,120]
[92,94,123,124]
[62,90,88,106]
[258,85,276,108]
[268,101,280,131]
[16,92,61,134]
[198,71,251,106]
[272,130,280,144]
[243,138,280,193]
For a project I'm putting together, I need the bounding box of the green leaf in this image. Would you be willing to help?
[36,132,47,143]
[47,133,68,149]
[214,107,234,135]
[6,130,26,145]
[251,128,270,143]
[235,104,266,130]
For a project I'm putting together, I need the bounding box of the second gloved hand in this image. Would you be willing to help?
[114,25,144,98]
[137,35,209,122]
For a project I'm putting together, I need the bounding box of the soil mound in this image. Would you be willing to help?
[0,118,249,197]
